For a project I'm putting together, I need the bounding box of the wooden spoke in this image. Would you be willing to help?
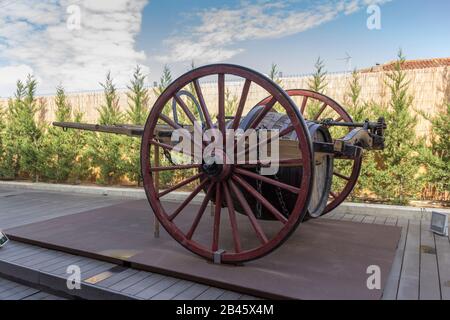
[149,138,200,161]
[186,182,216,239]
[174,95,197,124]
[248,98,276,129]
[158,173,204,198]
[234,168,300,194]
[330,191,338,199]
[149,138,197,160]
[222,182,242,253]
[300,96,308,115]
[313,102,328,121]
[233,97,277,153]
[212,183,222,251]
[193,79,213,129]
[228,180,268,244]
[150,164,201,172]
[231,79,251,131]
[279,125,295,138]
[232,175,288,224]
[149,139,175,152]
[333,171,350,181]
[159,114,181,130]
[169,179,209,221]
[334,116,343,122]
[159,114,204,155]
[174,95,205,145]
[218,74,225,137]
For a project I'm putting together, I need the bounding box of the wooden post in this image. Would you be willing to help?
[154,144,160,238]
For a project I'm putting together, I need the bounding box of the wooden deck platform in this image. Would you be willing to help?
[0,187,256,300]
[0,276,66,300]
[0,185,449,300]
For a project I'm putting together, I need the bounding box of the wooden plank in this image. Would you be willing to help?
[397,220,420,300]
[0,281,21,294]
[33,253,75,270]
[374,216,387,225]
[110,271,151,292]
[419,220,441,300]
[0,284,31,299]
[382,219,408,300]
[122,274,166,296]
[42,294,66,300]
[330,212,345,220]
[435,233,450,300]
[324,211,337,218]
[341,214,355,221]
[172,283,209,300]
[40,255,86,273]
[195,287,225,300]
[136,278,180,299]
[361,215,376,224]
[151,280,194,300]
[14,250,63,267]
[53,258,111,276]
[5,247,48,263]
[385,217,398,226]
[3,287,39,300]
[96,268,139,288]
[217,291,242,300]
[0,243,38,259]
[22,291,53,300]
[352,215,366,223]
[81,263,117,281]
[239,294,262,300]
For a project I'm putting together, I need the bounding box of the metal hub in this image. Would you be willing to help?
[202,162,223,177]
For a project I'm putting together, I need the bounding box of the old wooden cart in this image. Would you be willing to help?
[54,64,386,264]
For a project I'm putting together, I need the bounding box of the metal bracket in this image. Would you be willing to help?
[213,249,226,264]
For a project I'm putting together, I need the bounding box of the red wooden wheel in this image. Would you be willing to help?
[258,89,362,215]
[141,64,314,263]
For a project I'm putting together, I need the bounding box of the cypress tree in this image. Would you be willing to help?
[370,50,422,203]
[125,66,150,185]
[88,72,126,184]
[307,57,328,119]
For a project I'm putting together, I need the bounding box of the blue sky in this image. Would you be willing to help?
[0,0,449,96]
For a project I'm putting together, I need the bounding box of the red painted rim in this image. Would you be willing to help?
[141,64,314,263]
[257,89,363,215]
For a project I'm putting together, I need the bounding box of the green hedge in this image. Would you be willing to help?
[0,56,448,205]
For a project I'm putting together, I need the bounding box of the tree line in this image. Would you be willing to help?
[0,51,448,205]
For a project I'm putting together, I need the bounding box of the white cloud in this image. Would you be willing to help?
[0,65,34,97]
[0,0,149,96]
[158,0,391,64]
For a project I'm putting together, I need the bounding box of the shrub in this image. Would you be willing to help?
[366,50,423,204]
[87,72,127,184]
[0,76,42,180]
[125,65,150,186]
[38,86,90,183]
